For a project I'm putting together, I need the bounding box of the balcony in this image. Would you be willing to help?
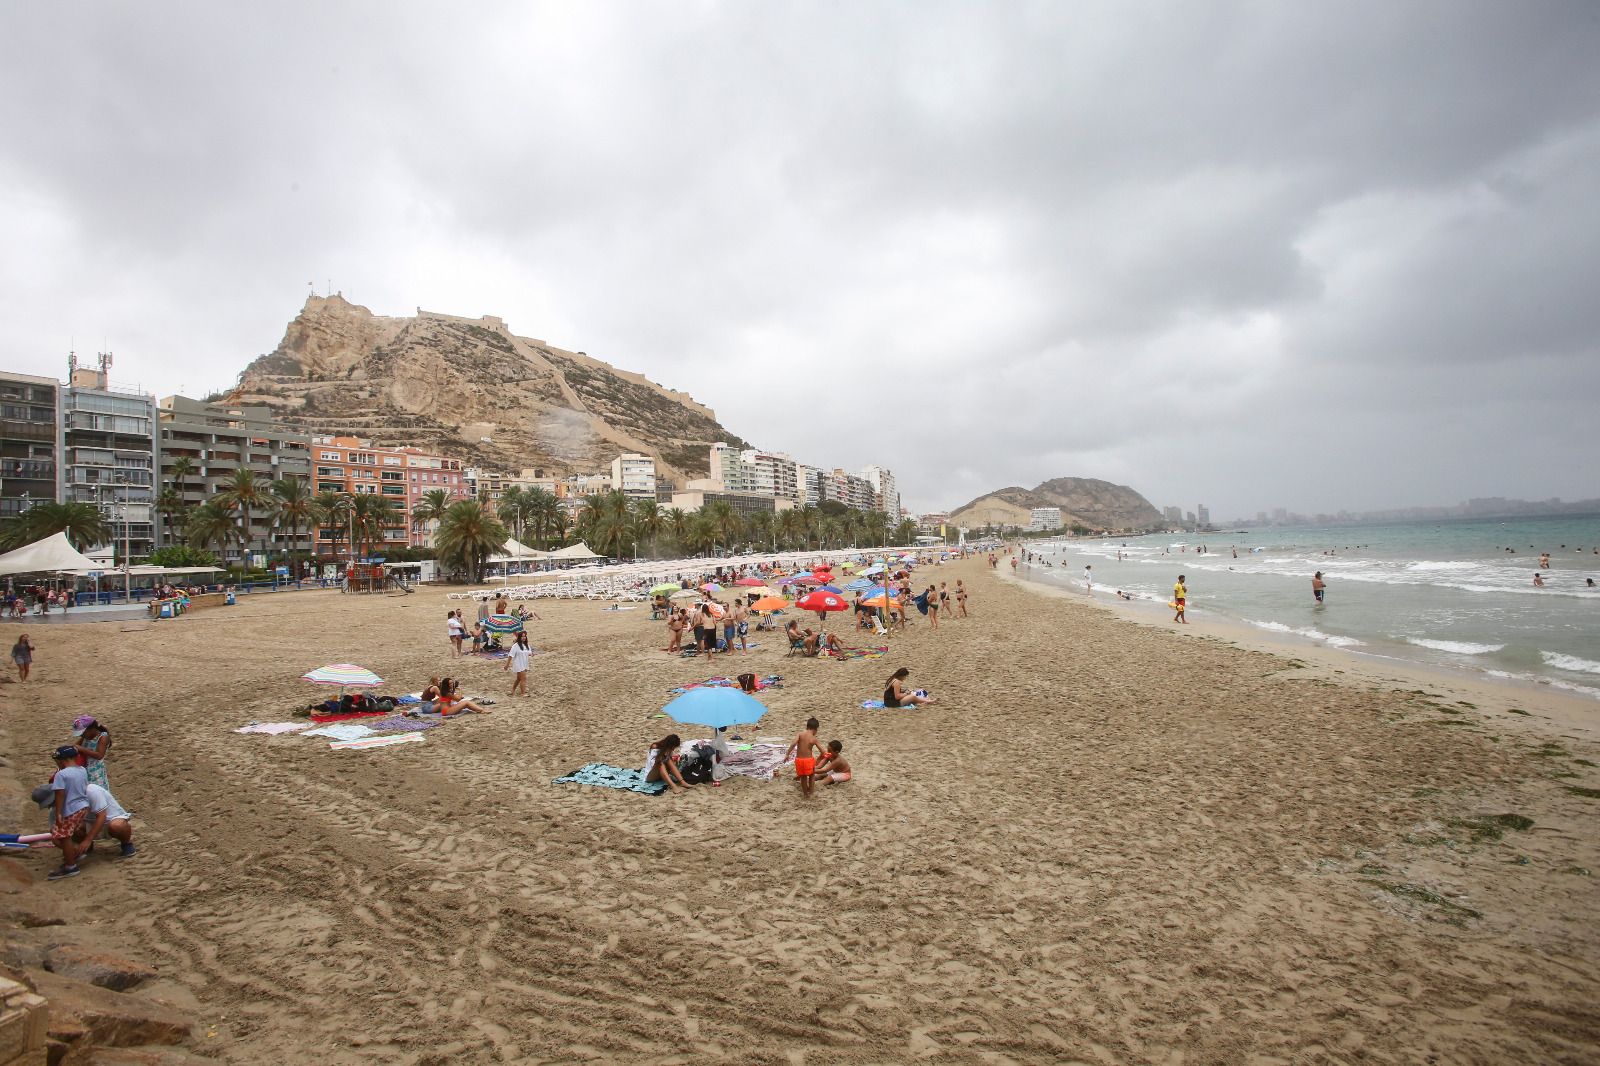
[0,419,56,442]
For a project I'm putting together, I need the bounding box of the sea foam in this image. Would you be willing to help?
[1407,638,1505,655]
[1541,652,1600,675]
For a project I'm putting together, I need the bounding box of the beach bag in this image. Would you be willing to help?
[680,746,714,785]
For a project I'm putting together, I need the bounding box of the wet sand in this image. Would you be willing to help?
[4,557,1598,1063]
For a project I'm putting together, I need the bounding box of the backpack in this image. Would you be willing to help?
[679,745,714,785]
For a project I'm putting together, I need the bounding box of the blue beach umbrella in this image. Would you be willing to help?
[816,584,844,594]
[663,687,768,730]
[843,578,873,592]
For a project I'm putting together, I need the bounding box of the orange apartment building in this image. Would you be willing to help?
[311,435,469,554]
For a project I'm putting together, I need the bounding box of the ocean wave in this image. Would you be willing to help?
[1243,619,1365,647]
[1541,651,1600,675]
[1486,669,1600,700]
[1406,638,1505,655]
[1406,560,1480,572]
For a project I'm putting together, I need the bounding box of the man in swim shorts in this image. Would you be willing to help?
[1312,571,1325,603]
[785,717,823,799]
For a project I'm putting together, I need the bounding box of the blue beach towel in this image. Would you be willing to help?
[554,763,666,795]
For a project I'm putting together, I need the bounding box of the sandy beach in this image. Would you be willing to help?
[3,556,1598,1063]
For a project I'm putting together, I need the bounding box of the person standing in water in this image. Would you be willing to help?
[1312,571,1326,604]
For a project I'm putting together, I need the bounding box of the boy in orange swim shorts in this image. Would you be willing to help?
[785,717,823,799]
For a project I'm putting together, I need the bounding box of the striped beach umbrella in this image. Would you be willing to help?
[482,614,524,634]
[301,664,384,691]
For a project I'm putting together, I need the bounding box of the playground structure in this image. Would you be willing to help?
[343,562,416,595]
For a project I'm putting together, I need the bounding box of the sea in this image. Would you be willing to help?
[1015,515,1600,704]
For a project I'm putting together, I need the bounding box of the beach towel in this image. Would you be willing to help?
[668,675,783,695]
[330,733,426,751]
[718,743,790,780]
[553,763,665,795]
[233,722,313,735]
[470,648,511,660]
[302,724,380,741]
[833,646,889,661]
[308,710,392,724]
[368,715,443,732]
[860,691,925,710]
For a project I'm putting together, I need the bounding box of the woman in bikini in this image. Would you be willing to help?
[884,667,934,707]
[666,607,686,652]
[435,678,491,716]
[644,734,692,794]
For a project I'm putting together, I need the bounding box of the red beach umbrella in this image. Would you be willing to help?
[796,591,847,613]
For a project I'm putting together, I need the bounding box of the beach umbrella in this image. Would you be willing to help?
[482,614,524,634]
[650,582,681,595]
[663,686,768,730]
[750,596,788,613]
[701,582,722,593]
[794,573,826,585]
[670,588,699,600]
[733,577,766,587]
[301,663,383,697]
[816,584,844,595]
[843,578,873,592]
[861,565,884,576]
[797,590,848,613]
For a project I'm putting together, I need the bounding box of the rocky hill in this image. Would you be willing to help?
[227,295,750,479]
[949,477,1164,532]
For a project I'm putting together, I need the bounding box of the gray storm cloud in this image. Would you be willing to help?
[2,1,1597,517]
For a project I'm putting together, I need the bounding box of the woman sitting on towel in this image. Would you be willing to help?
[435,678,491,716]
[884,667,934,708]
[644,734,692,794]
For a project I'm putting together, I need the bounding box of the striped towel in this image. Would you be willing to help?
[329,733,426,751]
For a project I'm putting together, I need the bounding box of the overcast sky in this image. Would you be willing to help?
[3,2,1598,518]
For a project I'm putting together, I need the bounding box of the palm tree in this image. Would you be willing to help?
[217,469,267,558]
[4,501,111,552]
[776,507,804,551]
[549,506,571,547]
[684,513,717,556]
[525,487,560,547]
[186,500,244,555]
[350,494,400,558]
[410,488,453,545]
[893,518,919,546]
[168,456,197,511]
[434,500,508,582]
[705,499,742,554]
[155,487,186,545]
[665,506,690,550]
[576,495,607,543]
[585,492,634,559]
[269,477,314,561]
[861,510,889,549]
[496,485,537,548]
[311,491,354,560]
[632,498,665,559]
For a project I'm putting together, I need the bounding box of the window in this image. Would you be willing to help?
[320,451,342,461]
[382,456,402,466]
[316,466,344,478]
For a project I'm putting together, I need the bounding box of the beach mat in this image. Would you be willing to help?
[834,646,888,661]
[859,698,922,710]
[330,732,426,751]
[308,710,393,724]
[234,722,313,735]
[368,715,443,732]
[302,724,380,741]
[554,763,665,795]
[719,743,789,780]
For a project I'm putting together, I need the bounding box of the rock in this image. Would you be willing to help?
[949,476,1166,533]
[44,948,157,993]
[32,973,192,1048]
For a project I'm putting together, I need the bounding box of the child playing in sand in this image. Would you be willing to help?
[785,717,824,798]
[815,740,851,786]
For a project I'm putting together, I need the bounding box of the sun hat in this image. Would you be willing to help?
[71,715,97,736]
[30,784,53,809]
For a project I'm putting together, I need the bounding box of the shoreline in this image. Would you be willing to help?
[999,563,1600,740]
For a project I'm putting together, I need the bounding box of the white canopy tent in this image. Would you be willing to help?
[547,542,603,560]
[488,538,550,564]
[0,532,101,577]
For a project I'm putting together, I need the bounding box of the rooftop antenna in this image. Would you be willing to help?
[99,351,113,374]
[67,350,77,376]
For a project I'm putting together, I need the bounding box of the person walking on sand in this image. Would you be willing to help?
[925,585,940,630]
[11,633,36,682]
[1173,576,1187,624]
[955,579,969,618]
[1083,565,1093,593]
[446,611,465,656]
[785,717,824,799]
[1312,571,1326,604]
[504,631,532,696]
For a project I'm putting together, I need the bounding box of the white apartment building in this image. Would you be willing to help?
[860,465,900,519]
[1029,507,1063,531]
[610,453,658,499]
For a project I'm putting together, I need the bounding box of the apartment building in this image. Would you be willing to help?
[0,371,59,521]
[61,364,157,560]
[1029,507,1062,531]
[157,396,314,555]
[822,468,876,512]
[309,436,466,553]
[860,465,900,519]
[609,453,658,500]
